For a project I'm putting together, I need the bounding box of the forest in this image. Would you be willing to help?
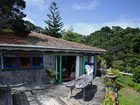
[60,26,140,73]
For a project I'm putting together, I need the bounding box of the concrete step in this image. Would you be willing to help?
[25,91,38,105]
[25,90,61,105]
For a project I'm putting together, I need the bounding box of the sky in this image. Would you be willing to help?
[24,0,140,35]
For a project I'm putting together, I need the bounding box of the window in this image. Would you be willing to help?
[3,53,17,68]
[19,54,31,68]
[2,52,43,69]
[32,54,43,67]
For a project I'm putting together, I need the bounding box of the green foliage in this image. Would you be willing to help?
[62,29,84,43]
[97,56,107,69]
[103,88,115,105]
[112,60,124,71]
[44,1,63,38]
[117,75,140,91]
[133,66,140,83]
[103,92,114,105]
[109,69,120,76]
[100,58,107,69]
[25,21,44,33]
[84,26,140,71]
[118,87,140,105]
[0,0,30,37]
[45,68,56,79]
[25,21,37,31]
[12,18,30,37]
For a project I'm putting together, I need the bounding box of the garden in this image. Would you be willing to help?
[103,66,140,105]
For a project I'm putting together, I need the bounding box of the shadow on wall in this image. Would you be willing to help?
[74,85,97,101]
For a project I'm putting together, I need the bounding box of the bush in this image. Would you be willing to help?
[134,84,140,92]
[133,66,140,83]
[45,68,56,83]
[103,92,115,105]
[112,60,124,71]
[108,68,121,76]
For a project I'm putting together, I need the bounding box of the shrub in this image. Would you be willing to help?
[133,66,140,83]
[108,68,121,77]
[112,60,124,71]
[103,92,115,105]
[45,68,56,81]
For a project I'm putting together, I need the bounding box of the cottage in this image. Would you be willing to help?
[0,32,106,85]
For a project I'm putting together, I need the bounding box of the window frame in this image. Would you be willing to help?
[3,53,18,69]
[2,52,44,69]
[31,54,44,68]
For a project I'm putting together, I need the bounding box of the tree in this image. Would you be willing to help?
[62,29,84,43]
[0,0,30,37]
[25,21,44,33]
[84,26,140,71]
[44,1,63,38]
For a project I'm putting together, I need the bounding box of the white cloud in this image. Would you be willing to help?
[23,17,35,24]
[25,0,48,11]
[72,0,100,10]
[64,18,140,35]
[25,0,45,5]
[64,23,98,35]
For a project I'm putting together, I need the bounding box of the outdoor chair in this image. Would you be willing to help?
[66,65,93,100]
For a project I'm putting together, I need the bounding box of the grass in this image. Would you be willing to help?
[117,75,140,105]
[116,75,140,91]
[118,87,140,105]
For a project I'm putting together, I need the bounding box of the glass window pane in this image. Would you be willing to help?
[32,55,43,67]
[3,53,17,68]
[19,54,31,68]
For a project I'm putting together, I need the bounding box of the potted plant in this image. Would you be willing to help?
[45,68,56,84]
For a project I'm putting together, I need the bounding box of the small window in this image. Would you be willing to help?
[19,54,31,68]
[3,53,17,68]
[32,54,43,67]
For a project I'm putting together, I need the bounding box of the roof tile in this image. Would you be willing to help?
[0,32,106,52]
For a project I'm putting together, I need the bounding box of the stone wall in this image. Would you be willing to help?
[0,53,56,85]
[0,69,49,85]
[44,54,55,70]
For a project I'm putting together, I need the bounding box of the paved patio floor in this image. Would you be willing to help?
[25,77,105,105]
[0,77,105,105]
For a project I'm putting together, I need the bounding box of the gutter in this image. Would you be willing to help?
[0,44,106,54]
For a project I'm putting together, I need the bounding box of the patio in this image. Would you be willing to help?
[23,77,105,105]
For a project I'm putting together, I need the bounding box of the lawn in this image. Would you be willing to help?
[117,75,140,91]
[118,87,140,105]
[117,75,140,105]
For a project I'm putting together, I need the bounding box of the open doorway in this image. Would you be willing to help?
[57,56,76,82]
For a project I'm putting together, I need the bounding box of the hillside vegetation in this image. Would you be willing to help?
[84,26,140,72]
